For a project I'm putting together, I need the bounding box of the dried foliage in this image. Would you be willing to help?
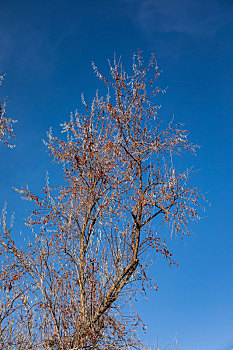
[0,53,204,349]
[0,74,17,148]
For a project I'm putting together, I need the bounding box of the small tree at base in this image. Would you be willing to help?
[0,52,205,349]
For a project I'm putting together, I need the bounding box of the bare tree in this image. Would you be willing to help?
[0,52,204,349]
[0,74,17,148]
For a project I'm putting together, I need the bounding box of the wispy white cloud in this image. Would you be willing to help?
[124,0,233,36]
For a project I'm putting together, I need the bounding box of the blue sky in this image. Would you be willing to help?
[0,0,232,349]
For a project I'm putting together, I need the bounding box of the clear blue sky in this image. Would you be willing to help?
[0,0,232,349]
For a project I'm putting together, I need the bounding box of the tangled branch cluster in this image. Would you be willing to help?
[0,74,17,148]
[0,53,205,349]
